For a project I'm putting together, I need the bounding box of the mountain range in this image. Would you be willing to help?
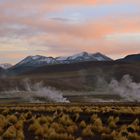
[0,52,140,91]
[4,52,112,75]
[1,52,140,70]
[14,52,112,67]
[0,52,139,75]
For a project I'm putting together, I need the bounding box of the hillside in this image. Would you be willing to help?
[117,54,140,62]
[1,61,140,91]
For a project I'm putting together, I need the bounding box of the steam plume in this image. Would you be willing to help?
[2,79,70,103]
[109,75,140,102]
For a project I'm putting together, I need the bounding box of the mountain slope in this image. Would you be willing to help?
[21,61,140,91]
[56,52,112,63]
[0,67,6,77]
[15,55,57,67]
[118,54,140,62]
[2,61,140,91]
[8,55,57,75]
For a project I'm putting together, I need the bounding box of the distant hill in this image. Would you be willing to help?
[23,60,140,82]
[0,67,4,72]
[118,54,140,62]
[0,67,6,77]
[1,61,139,91]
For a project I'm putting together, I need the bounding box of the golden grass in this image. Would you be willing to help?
[0,103,139,140]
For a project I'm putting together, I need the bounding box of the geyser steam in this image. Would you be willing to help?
[3,79,70,103]
[26,80,70,103]
[109,75,140,102]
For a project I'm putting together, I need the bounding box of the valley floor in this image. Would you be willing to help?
[0,91,123,104]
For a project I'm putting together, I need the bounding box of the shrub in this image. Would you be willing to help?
[82,125,94,137]
[69,107,82,113]
[0,116,7,129]
[34,127,44,137]
[15,120,24,130]
[79,120,86,128]
[2,126,16,139]
[16,130,25,140]
[128,133,140,140]
[108,116,119,129]
[91,114,98,122]
[72,113,80,122]
[28,121,41,132]
[7,115,18,124]
[38,116,48,124]
[109,121,117,129]
[0,127,4,135]
[101,133,113,140]
[51,122,65,133]
[67,124,78,134]
[2,108,9,115]
[59,114,74,126]
[76,137,82,140]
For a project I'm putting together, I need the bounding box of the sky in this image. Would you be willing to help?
[0,0,140,64]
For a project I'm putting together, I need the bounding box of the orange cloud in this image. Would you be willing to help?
[0,0,140,63]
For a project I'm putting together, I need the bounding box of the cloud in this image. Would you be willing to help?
[106,33,140,42]
[0,0,140,63]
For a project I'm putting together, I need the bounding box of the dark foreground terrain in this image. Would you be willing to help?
[0,103,140,140]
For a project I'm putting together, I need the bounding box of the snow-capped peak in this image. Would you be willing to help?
[92,52,112,61]
[17,55,46,65]
[70,52,89,58]
[16,55,57,67]
[30,55,44,60]
[14,52,112,68]
[66,52,112,62]
[55,52,112,64]
[56,56,68,61]
[0,63,12,69]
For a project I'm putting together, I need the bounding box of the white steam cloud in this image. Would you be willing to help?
[1,79,70,103]
[24,80,70,103]
[108,75,140,102]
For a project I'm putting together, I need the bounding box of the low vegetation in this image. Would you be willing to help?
[0,103,140,140]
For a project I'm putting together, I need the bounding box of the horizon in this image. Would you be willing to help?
[0,51,137,65]
[0,0,140,63]
[0,51,139,65]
